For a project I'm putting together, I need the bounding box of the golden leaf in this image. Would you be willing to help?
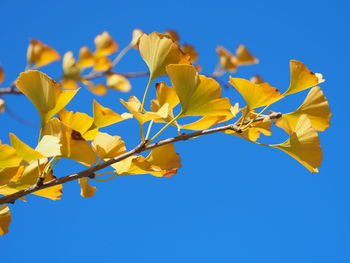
[250,75,264,84]
[0,205,11,235]
[9,133,44,162]
[164,30,180,42]
[235,44,259,65]
[78,46,95,68]
[216,46,237,72]
[88,83,107,96]
[62,51,81,80]
[0,143,22,169]
[229,77,282,109]
[93,100,132,128]
[0,166,24,186]
[78,177,96,198]
[182,43,198,63]
[16,70,78,126]
[106,73,131,92]
[94,32,118,57]
[93,56,112,71]
[275,86,331,134]
[284,60,325,96]
[138,32,190,80]
[27,39,60,68]
[92,132,126,159]
[130,29,144,47]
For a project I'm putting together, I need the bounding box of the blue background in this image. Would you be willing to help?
[0,0,349,262]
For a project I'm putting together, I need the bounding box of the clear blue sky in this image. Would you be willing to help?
[1,0,349,262]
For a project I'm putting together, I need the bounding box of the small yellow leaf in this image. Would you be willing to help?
[78,46,95,68]
[138,32,190,80]
[16,70,79,126]
[0,98,5,113]
[275,86,331,134]
[235,45,259,65]
[9,133,44,162]
[42,119,96,165]
[229,77,282,109]
[112,143,181,177]
[62,51,81,80]
[130,29,144,47]
[216,46,237,72]
[27,39,60,68]
[250,75,264,84]
[93,100,132,128]
[164,30,180,42]
[166,64,232,117]
[266,115,322,173]
[94,31,118,57]
[0,66,4,84]
[78,177,97,198]
[107,73,131,92]
[284,60,325,96]
[120,96,168,125]
[0,143,22,169]
[93,56,112,71]
[92,132,126,159]
[35,135,62,157]
[88,83,107,96]
[0,205,11,235]
[182,43,198,63]
[0,166,24,186]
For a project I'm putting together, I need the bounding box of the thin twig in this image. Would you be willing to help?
[0,112,282,205]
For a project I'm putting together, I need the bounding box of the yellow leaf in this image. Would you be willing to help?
[166,64,232,117]
[0,159,63,200]
[275,86,331,134]
[9,133,44,162]
[0,205,11,235]
[78,177,96,198]
[120,96,168,125]
[78,46,95,68]
[92,132,126,159]
[107,73,131,92]
[59,109,94,136]
[182,43,198,63]
[93,56,112,71]
[62,78,79,90]
[265,115,322,173]
[0,143,22,169]
[26,39,60,68]
[0,66,4,84]
[130,29,144,47]
[164,30,180,42]
[112,143,181,177]
[216,46,237,72]
[250,75,264,84]
[42,119,96,165]
[93,100,132,128]
[138,32,190,80]
[16,70,79,126]
[62,51,81,80]
[0,166,24,186]
[284,60,325,96]
[94,32,118,57]
[235,44,259,65]
[35,135,62,157]
[88,83,107,96]
[0,98,5,113]
[229,77,282,109]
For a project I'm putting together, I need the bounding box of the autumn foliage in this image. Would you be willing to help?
[0,30,331,235]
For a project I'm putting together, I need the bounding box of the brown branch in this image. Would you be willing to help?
[0,112,282,205]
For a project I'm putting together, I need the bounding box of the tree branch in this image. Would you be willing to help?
[0,112,282,205]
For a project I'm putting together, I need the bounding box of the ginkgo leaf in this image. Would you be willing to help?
[78,46,95,68]
[166,64,232,117]
[42,118,96,165]
[78,177,96,198]
[35,135,62,157]
[0,144,22,169]
[0,159,63,200]
[263,115,322,173]
[182,43,198,63]
[130,29,143,47]
[120,96,168,125]
[26,39,60,68]
[0,166,24,186]
[88,83,107,96]
[216,46,237,72]
[250,75,264,84]
[112,143,181,177]
[93,100,132,128]
[275,86,331,134]
[59,109,94,136]
[16,70,79,126]
[94,32,118,57]
[235,44,259,65]
[93,56,112,71]
[0,205,11,235]
[284,60,325,96]
[62,51,81,80]
[0,66,4,84]
[106,73,131,92]
[9,133,44,162]
[164,30,180,41]
[138,32,190,80]
[92,132,126,159]
[0,98,5,113]
[229,77,282,109]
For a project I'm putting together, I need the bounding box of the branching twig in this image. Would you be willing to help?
[0,112,282,205]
